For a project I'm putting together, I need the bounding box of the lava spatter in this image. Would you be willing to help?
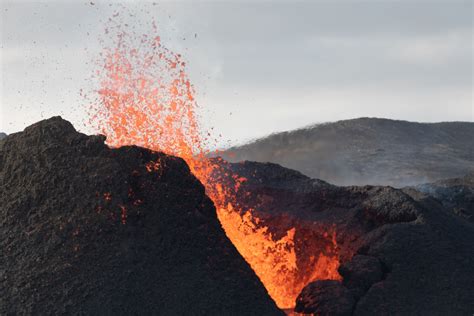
[86,15,340,309]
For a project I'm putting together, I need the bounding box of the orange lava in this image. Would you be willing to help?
[86,17,340,309]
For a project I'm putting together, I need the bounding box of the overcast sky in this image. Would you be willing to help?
[1,0,472,146]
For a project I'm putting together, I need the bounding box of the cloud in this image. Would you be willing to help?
[389,29,472,65]
[0,0,472,140]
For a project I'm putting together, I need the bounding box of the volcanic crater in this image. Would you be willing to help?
[1,117,473,315]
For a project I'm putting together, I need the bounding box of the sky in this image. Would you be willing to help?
[1,0,473,147]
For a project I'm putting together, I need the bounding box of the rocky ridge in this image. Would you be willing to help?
[0,117,282,315]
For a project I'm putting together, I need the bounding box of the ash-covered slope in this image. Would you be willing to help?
[220,118,474,187]
[218,160,474,315]
[0,117,282,315]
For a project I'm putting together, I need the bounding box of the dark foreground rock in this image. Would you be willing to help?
[0,117,282,315]
[295,280,355,316]
[215,160,474,315]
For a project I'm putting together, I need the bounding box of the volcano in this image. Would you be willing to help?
[0,117,282,315]
[2,117,473,315]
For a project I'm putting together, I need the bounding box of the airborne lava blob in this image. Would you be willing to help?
[86,17,341,309]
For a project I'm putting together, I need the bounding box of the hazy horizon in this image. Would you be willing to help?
[1,1,473,147]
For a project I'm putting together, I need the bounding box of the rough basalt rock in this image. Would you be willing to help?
[216,160,474,315]
[0,117,283,315]
[295,280,355,316]
[338,255,384,299]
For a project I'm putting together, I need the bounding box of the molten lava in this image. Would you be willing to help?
[86,17,341,309]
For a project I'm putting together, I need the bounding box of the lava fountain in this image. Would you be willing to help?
[86,17,340,309]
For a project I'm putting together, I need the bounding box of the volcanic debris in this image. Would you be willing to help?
[0,117,282,315]
[2,117,473,315]
[221,161,474,315]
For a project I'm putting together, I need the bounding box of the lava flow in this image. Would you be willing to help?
[86,18,341,309]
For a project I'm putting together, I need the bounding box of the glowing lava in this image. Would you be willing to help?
[86,17,341,309]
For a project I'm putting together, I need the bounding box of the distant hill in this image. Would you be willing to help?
[219,118,474,187]
[0,132,6,140]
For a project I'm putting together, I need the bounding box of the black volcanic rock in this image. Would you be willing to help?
[338,255,384,299]
[0,117,282,315]
[295,280,355,316]
[214,160,474,315]
[220,118,474,187]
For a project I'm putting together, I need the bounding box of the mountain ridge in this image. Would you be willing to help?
[219,117,474,187]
